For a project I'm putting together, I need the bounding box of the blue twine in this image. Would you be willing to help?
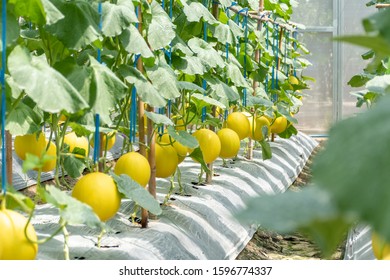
[97,2,103,63]
[93,114,100,164]
[242,9,248,107]
[1,0,7,193]
[129,87,137,143]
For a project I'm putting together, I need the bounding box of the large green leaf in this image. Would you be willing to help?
[172,55,207,75]
[43,185,104,229]
[363,8,390,44]
[204,75,240,102]
[145,58,181,100]
[335,35,390,56]
[177,81,205,93]
[209,23,233,44]
[88,56,128,124]
[182,1,218,25]
[101,0,138,37]
[119,24,154,58]
[45,0,100,50]
[226,62,249,88]
[6,102,42,136]
[117,65,166,107]
[63,155,86,178]
[312,95,390,241]
[111,173,162,216]
[188,38,225,69]
[147,1,175,50]
[8,46,89,114]
[167,125,198,149]
[191,93,226,109]
[9,0,45,25]
[144,111,174,126]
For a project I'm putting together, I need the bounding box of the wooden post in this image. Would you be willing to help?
[246,0,264,160]
[136,5,148,228]
[147,104,156,220]
[205,2,220,185]
[6,131,12,186]
[376,4,390,9]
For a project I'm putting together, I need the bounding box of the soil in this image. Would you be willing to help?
[236,138,345,260]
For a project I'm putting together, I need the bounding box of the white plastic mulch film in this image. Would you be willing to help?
[19,133,316,260]
[344,225,375,260]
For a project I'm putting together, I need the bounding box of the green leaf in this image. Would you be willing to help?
[209,22,233,44]
[144,111,174,126]
[22,153,42,173]
[120,24,154,58]
[147,1,176,50]
[167,126,199,149]
[182,1,218,25]
[8,46,89,114]
[45,0,100,50]
[191,93,226,109]
[88,56,128,124]
[172,55,207,75]
[9,0,46,25]
[188,147,211,173]
[236,185,352,257]
[4,186,35,213]
[334,35,390,56]
[204,76,240,102]
[63,155,86,178]
[0,10,20,51]
[365,75,390,94]
[236,187,339,232]
[145,58,181,100]
[277,122,298,139]
[177,81,205,93]
[226,63,249,88]
[188,38,225,69]
[43,185,104,229]
[101,0,138,37]
[347,74,372,87]
[118,65,166,107]
[111,173,162,216]
[6,102,42,136]
[312,95,390,241]
[363,8,390,44]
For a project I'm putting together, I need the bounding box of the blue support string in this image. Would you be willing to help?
[97,2,103,63]
[242,9,248,107]
[93,114,100,165]
[1,0,7,193]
